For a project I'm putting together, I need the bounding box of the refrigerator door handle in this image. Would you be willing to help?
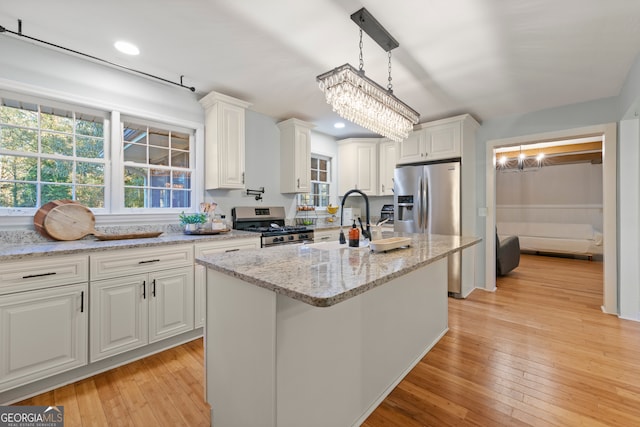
[418,178,423,229]
[422,178,429,233]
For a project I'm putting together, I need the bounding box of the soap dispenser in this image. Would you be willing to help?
[348,220,360,247]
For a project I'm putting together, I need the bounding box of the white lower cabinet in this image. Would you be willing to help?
[194,238,260,328]
[0,283,88,393]
[89,245,195,363]
[90,266,194,363]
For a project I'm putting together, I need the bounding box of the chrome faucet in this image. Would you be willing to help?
[339,189,371,244]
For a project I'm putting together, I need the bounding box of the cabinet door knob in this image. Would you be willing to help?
[297,178,300,188]
[142,281,146,299]
[152,279,156,297]
[80,291,85,313]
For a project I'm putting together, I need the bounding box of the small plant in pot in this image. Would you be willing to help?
[179,212,207,232]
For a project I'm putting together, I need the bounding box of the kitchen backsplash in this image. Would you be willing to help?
[0,224,184,245]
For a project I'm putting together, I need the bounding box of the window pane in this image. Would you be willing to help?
[40,108,73,133]
[319,159,327,171]
[125,187,146,208]
[150,188,169,208]
[149,128,169,148]
[319,171,327,181]
[41,131,73,156]
[76,162,104,185]
[149,146,169,166]
[311,157,318,169]
[124,166,147,186]
[123,143,147,163]
[150,169,170,188]
[76,115,103,137]
[41,184,72,203]
[0,155,37,181]
[1,127,37,152]
[76,185,104,208]
[0,182,36,207]
[172,190,190,208]
[77,136,104,158]
[0,102,38,127]
[41,159,73,183]
[172,151,189,168]
[172,132,189,150]
[123,124,147,143]
[172,171,191,189]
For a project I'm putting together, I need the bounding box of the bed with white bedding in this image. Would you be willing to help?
[497,222,603,259]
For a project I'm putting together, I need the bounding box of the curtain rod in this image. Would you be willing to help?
[0,19,196,92]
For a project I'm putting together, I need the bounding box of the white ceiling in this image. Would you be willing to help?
[2,0,640,138]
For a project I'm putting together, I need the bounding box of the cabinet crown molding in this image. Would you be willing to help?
[415,113,480,130]
[199,90,252,110]
[277,118,316,130]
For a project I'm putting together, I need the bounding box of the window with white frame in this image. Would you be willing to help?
[122,120,193,209]
[0,92,195,214]
[0,96,107,209]
[298,155,331,208]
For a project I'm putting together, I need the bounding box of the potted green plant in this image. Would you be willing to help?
[179,212,207,232]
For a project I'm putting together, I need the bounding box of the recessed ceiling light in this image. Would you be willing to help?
[334,122,345,129]
[114,41,140,56]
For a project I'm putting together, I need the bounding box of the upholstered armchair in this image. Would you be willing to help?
[496,232,520,276]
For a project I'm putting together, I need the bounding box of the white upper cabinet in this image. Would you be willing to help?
[378,139,397,196]
[338,138,378,196]
[200,91,252,190]
[398,115,475,164]
[278,118,315,193]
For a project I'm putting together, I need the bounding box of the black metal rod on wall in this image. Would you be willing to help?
[0,20,196,92]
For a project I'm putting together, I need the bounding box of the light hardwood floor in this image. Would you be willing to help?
[18,254,640,426]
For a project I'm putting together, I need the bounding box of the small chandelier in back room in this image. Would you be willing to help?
[316,8,420,142]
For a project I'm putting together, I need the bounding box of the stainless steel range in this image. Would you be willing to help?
[232,206,314,247]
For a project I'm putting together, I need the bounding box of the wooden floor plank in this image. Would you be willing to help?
[13,254,640,427]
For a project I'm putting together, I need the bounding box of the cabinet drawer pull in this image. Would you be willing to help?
[152,279,156,297]
[22,272,57,279]
[143,280,146,299]
[225,248,240,253]
[80,291,85,313]
[138,259,161,264]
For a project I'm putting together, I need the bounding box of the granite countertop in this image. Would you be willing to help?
[0,230,258,261]
[196,233,481,308]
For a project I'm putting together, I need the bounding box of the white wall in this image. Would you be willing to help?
[475,96,620,290]
[204,110,298,218]
[0,36,203,124]
[618,118,640,320]
[496,162,603,230]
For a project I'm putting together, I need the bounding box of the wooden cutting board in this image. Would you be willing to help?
[38,200,163,241]
[33,199,78,239]
[43,202,102,241]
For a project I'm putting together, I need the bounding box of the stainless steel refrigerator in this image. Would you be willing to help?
[393,159,462,296]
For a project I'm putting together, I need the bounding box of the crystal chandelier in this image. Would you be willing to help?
[317,8,419,142]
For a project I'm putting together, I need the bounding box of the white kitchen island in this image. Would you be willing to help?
[196,233,480,427]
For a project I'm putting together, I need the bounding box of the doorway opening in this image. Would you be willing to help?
[485,123,617,314]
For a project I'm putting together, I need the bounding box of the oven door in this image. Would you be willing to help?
[261,233,314,248]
